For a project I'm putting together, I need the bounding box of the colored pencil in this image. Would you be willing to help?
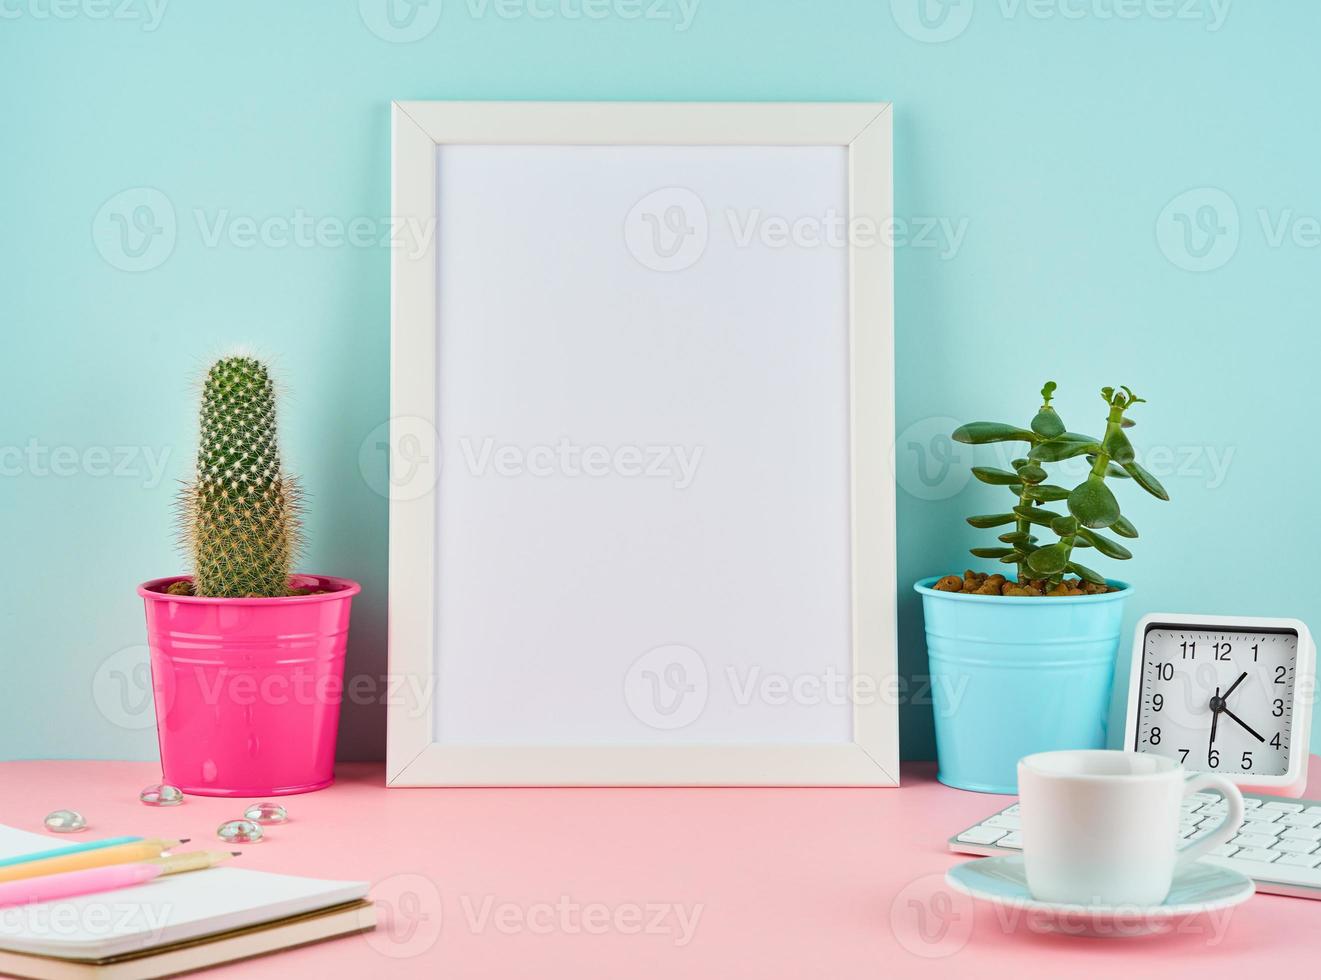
[0,851,239,909]
[0,837,143,869]
[0,839,189,883]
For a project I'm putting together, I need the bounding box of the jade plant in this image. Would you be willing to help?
[171,355,302,598]
[935,382,1169,597]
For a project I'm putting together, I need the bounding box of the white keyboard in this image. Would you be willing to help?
[949,792,1321,900]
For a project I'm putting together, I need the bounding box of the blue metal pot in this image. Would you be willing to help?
[915,576,1130,794]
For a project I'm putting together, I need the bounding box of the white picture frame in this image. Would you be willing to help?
[387,101,896,786]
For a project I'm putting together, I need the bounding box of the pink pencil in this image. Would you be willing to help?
[0,863,162,908]
[0,851,238,908]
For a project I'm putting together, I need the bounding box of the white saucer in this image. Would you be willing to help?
[945,855,1254,938]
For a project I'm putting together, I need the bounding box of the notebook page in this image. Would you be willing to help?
[0,828,368,960]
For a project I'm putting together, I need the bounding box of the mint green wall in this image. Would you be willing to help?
[3,1,1318,762]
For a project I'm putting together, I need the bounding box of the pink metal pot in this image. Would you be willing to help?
[138,575,360,797]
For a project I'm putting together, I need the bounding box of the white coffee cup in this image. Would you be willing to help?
[1018,750,1244,906]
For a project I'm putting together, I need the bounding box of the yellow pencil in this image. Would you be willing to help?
[0,839,190,884]
[143,851,239,876]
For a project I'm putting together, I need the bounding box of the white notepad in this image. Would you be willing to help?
[0,825,369,960]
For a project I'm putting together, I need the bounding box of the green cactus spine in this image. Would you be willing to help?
[182,356,300,598]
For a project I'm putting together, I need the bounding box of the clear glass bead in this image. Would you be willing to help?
[139,784,185,807]
[217,819,264,844]
[44,809,87,833]
[242,802,288,825]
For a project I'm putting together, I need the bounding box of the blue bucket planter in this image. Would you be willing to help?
[915,576,1130,794]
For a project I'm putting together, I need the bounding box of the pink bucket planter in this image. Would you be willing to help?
[138,574,360,797]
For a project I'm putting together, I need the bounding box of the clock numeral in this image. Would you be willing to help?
[1252,643,1259,662]
[1149,727,1161,745]
[1271,732,1282,749]
[1156,662,1174,681]
[1273,699,1285,717]
[1241,751,1253,770]
[1214,642,1231,661]
[1178,747,1190,764]
[1208,749,1220,768]
[1180,641,1196,660]
[1275,665,1288,685]
[1152,693,1164,712]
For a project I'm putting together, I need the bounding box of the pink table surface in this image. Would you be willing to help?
[2,758,1319,978]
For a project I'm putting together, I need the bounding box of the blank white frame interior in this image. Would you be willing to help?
[388,101,896,786]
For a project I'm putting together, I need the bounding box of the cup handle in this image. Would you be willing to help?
[1176,773,1245,868]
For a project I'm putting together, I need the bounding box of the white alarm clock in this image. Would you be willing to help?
[1125,613,1315,797]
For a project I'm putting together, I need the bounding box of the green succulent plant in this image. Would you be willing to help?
[951,382,1169,589]
[179,356,301,598]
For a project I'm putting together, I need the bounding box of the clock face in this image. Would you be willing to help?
[1134,625,1298,776]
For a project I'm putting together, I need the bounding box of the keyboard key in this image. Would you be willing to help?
[1191,792,1219,802]
[1231,833,1280,850]
[985,813,1022,830]
[1001,804,1021,816]
[1280,812,1321,828]
[1272,838,1319,855]
[1304,806,1321,817]
[1231,848,1281,863]
[1208,853,1321,884]
[1274,853,1321,869]
[1262,802,1305,813]
[1242,820,1283,836]
[998,832,1023,850]
[1280,826,1321,842]
[1242,797,1263,809]
[957,825,1008,846]
[1211,844,1239,857]
[1244,812,1281,824]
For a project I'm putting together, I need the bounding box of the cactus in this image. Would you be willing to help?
[179,356,300,598]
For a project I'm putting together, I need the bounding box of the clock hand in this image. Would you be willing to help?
[1209,687,1221,751]
[1222,671,1249,701]
[1222,706,1266,743]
